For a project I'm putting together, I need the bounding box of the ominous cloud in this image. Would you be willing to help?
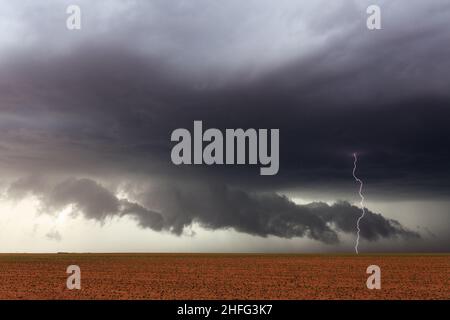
[0,0,449,198]
[6,177,420,244]
[0,0,449,250]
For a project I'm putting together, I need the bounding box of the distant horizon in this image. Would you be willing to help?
[2,252,449,255]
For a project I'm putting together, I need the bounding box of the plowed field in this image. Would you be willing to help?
[0,254,448,299]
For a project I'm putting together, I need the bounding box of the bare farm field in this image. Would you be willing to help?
[0,253,448,300]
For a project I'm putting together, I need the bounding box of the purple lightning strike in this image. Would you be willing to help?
[352,153,366,254]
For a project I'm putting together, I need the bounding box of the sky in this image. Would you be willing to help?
[0,0,449,253]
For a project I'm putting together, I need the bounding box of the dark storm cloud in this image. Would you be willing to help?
[0,0,449,248]
[137,182,420,242]
[6,177,419,243]
[312,201,419,241]
[0,0,449,198]
[7,176,164,232]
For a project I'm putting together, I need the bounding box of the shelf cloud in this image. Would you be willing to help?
[7,177,420,244]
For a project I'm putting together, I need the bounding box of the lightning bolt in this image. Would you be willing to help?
[352,153,365,254]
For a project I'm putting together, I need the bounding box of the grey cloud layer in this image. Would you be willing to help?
[0,1,449,250]
[1,1,449,197]
[6,177,420,244]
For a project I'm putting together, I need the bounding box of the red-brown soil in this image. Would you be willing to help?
[0,253,448,299]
